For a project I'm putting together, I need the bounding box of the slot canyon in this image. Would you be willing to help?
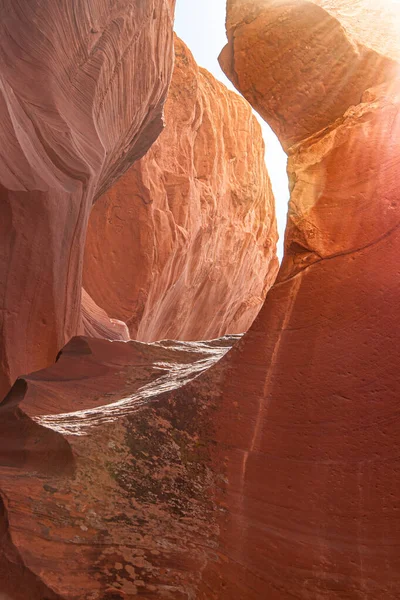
[0,0,399,598]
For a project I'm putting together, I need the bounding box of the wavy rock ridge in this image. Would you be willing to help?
[84,36,278,342]
[0,0,176,399]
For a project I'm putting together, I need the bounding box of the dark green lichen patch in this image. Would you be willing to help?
[108,389,217,518]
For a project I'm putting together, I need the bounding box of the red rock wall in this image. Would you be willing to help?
[84,37,278,342]
[0,0,176,399]
[191,81,400,600]
[212,1,400,597]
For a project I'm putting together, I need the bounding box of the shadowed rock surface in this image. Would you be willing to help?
[0,0,176,399]
[84,37,278,341]
[0,335,238,599]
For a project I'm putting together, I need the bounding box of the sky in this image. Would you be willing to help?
[174,0,289,258]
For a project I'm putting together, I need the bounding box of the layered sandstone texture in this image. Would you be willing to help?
[3,91,400,596]
[212,0,400,598]
[0,334,238,599]
[84,37,278,342]
[2,1,400,599]
[0,0,175,399]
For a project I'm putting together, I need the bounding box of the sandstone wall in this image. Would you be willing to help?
[220,0,399,148]
[1,1,399,598]
[213,1,400,597]
[84,37,278,342]
[0,0,176,399]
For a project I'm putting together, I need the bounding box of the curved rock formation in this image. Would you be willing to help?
[219,0,400,149]
[213,0,400,597]
[81,289,130,341]
[0,0,175,399]
[2,1,400,598]
[84,37,278,342]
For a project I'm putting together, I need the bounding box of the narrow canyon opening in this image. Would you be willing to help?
[81,0,290,348]
[174,0,290,262]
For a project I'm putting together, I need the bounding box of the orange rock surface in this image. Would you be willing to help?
[0,0,175,399]
[2,0,400,598]
[84,37,278,342]
[220,0,400,149]
[212,0,400,597]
